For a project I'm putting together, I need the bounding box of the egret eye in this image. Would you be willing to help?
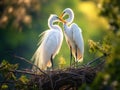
[56,17,59,19]
[63,11,65,14]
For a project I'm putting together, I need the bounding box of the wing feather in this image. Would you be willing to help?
[71,23,84,61]
[32,29,63,70]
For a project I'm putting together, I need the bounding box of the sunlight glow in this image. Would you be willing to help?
[79,1,108,28]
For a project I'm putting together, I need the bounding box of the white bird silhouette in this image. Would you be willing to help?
[59,8,84,66]
[32,14,63,71]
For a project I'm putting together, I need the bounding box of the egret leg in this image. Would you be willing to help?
[70,46,72,67]
[50,55,54,71]
[75,45,78,68]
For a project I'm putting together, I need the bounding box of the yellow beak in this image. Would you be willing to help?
[59,13,64,19]
[58,13,66,24]
[58,17,66,24]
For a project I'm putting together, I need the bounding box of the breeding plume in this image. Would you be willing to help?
[32,14,63,71]
[59,8,84,66]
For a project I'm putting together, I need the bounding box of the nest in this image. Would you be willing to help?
[28,55,106,90]
[0,55,107,90]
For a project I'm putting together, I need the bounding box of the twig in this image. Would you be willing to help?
[13,55,54,90]
[0,81,15,84]
[94,59,105,70]
[86,54,108,66]
[13,55,46,75]
[9,69,40,76]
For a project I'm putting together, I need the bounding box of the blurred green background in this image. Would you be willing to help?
[0,0,107,66]
[0,0,120,89]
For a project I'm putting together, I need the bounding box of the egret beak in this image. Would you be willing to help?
[58,12,66,24]
[59,12,64,19]
[58,17,66,24]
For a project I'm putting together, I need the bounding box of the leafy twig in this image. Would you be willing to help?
[13,55,54,90]
[86,54,109,66]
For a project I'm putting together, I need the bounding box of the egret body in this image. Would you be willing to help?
[60,8,84,66]
[32,14,63,71]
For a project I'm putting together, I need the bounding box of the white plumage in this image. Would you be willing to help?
[60,8,84,65]
[32,14,63,71]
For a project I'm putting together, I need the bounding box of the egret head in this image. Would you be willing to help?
[59,8,74,25]
[48,14,60,23]
[48,14,66,29]
[48,14,59,27]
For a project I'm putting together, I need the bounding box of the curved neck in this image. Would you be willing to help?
[48,20,61,30]
[66,10,74,25]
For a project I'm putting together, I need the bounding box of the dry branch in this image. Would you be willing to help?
[0,54,108,90]
[29,54,107,90]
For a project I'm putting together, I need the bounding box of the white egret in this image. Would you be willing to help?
[32,14,63,71]
[59,8,84,66]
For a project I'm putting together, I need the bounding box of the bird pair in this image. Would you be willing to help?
[32,8,84,72]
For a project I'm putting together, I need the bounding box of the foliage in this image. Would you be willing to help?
[88,36,111,56]
[0,60,29,89]
[0,0,40,30]
[98,0,120,33]
[0,60,18,80]
[80,0,120,89]
[58,56,66,69]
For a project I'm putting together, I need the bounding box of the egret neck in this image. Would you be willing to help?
[63,23,69,32]
[63,8,74,25]
[48,17,61,31]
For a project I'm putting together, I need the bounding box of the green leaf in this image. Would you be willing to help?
[1,84,8,89]
[19,75,29,84]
